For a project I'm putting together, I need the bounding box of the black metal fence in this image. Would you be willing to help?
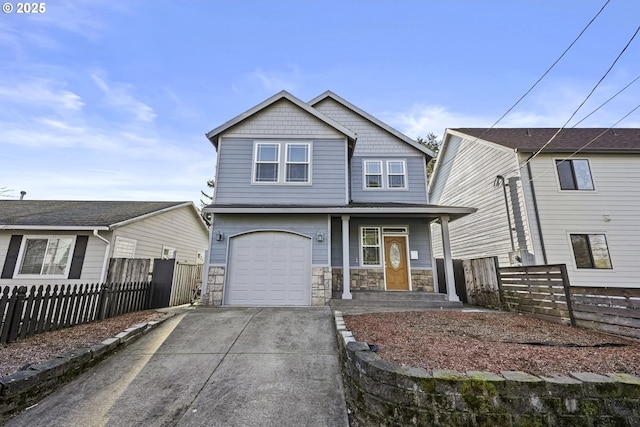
[0,282,151,344]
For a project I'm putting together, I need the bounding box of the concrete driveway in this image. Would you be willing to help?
[5,307,349,427]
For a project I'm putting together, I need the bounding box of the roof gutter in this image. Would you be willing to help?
[93,229,110,283]
[0,225,110,231]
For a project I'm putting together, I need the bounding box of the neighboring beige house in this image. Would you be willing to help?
[429,128,640,288]
[0,200,209,286]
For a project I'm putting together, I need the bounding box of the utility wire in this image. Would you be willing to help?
[465,0,612,145]
[428,0,612,188]
[571,74,640,127]
[519,25,640,171]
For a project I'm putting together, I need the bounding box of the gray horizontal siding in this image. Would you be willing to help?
[330,217,432,268]
[214,138,347,205]
[351,156,428,203]
[210,214,329,265]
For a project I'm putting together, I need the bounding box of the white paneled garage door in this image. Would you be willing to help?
[225,231,312,306]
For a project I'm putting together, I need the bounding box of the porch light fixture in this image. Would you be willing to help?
[215,231,224,241]
[316,232,324,242]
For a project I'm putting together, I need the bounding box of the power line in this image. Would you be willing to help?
[571,74,640,127]
[519,25,640,171]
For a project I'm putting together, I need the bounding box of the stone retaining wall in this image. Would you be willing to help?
[334,311,640,426]
[0,313,174,420]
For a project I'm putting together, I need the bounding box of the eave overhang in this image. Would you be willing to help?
[203,204,477,222]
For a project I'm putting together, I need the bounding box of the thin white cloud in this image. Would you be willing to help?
[0,79,84,111]
[91,73,157,122]
[249,66,300,93]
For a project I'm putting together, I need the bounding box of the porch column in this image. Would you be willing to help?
[440,215,460,302]
[341,215,352,299]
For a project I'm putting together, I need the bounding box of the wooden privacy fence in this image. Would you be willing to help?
[106,258,152,283]
[169,262,202,306]
[0,281,151,344]
[570,287,640,340]
[461,258,640,340]
[498,264,574,326]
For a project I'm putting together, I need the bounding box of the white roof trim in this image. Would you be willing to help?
[308,90,435,158]
[0,225,110,231]
[205,90,357,146]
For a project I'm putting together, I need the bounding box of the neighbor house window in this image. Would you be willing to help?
[113,237,137,258]
[254,143,280,182]
[556,159,594,190]
[387,160,406,188]
[162,246,176,260]
[286,144,310,182]
[17,236,74,277]
[361,227,381,266]
[364,161,383,188]
[570,234,612,269]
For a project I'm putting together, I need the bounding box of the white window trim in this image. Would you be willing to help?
[252,141,312,185]
[363,159,408,190]
[113,236,137,258]
[162,246,177,260]
[567,232,613,271]
[14,235,77,279]
[554,158,596,192]
[387,160,407,189]
[285,143,311,183]
[360,227,382,267]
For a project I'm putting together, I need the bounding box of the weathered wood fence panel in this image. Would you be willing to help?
[0,282,151,344]
[570,287,640,340]
[498,264,573,325]
[462,257,501,308]
[169,262,202,306]
[106,258,151,283]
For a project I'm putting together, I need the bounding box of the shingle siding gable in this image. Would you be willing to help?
[313,98,418,156]
[224,99,344,138]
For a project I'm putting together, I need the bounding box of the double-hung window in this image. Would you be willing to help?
[387,161,406,188]
[17,236,74,277]
[361,227,381,266]
[286,144,309,182]
[364,161,383,188]
[253,142,311,184]
[570,234,612,269]
[255,143,280,182]
[364,159,407,189]
[556,159,594,190]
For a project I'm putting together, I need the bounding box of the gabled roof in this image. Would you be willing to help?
[0,200,199,230]
[450,128,640,153]
[205,90,358,148]
[308,90,435,158]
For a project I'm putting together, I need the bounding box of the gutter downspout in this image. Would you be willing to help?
[93,229,111,283]
[526,159,548,264]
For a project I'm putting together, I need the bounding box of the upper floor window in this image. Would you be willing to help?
[556,159,594,190]
[16,236,74,277]
[255,143,280,182]
[570,233,612,269]
[286,144,309,182]
[364,161,382,188]
[363,159,407,190]
[253,142,311,184]
[387,161,406,188]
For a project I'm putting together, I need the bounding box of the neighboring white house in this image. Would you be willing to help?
[429,127,640,288]
[0,200,209,286]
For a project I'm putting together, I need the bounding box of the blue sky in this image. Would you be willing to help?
[1,0,639,205]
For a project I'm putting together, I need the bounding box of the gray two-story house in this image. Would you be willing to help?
[201,91,475,307]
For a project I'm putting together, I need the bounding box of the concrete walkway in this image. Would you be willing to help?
[5,307,349,427]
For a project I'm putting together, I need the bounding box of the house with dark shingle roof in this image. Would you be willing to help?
[429,128,640,289]
[0,200,209,286]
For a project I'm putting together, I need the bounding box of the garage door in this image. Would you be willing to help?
[225,231,312,306]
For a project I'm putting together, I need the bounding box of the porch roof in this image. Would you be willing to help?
[203,202,476,222]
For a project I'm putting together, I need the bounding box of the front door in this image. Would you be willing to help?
[384,236,409,291]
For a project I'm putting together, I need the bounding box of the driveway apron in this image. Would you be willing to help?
[5,307,349,427]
